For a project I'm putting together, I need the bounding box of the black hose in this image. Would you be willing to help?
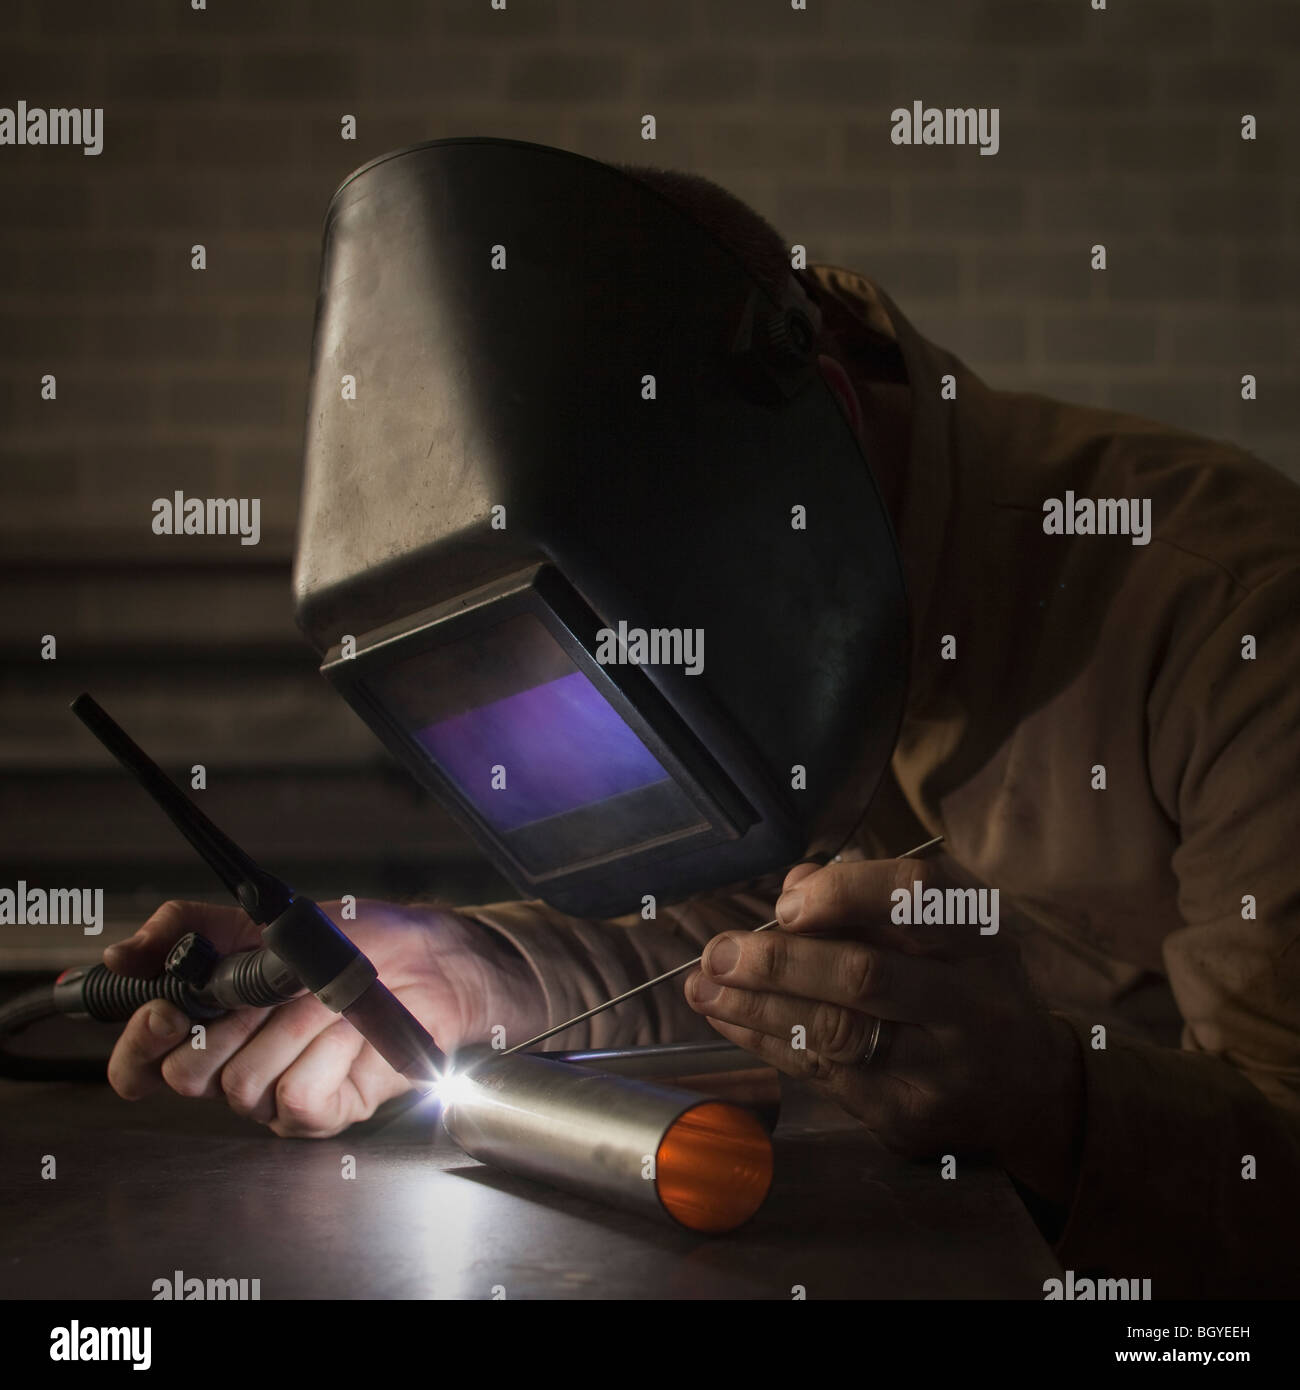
[75,966,199,1021]
[0,987,107,1082]
[0,947,292,1082]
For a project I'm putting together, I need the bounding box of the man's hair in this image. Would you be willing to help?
[611,163,794,304]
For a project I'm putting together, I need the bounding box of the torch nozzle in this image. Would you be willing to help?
[341,979,445,1084]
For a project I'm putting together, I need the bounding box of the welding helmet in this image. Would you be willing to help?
[292,138,907,918]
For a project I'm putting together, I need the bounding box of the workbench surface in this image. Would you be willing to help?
[0,1077,1060,1299]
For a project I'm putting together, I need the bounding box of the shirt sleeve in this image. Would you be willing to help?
[453,764,921,1051]
[1053,566,1300,1295]
[457,871,785,1050]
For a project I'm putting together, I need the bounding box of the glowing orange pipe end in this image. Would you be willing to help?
[655,1101,774,1233]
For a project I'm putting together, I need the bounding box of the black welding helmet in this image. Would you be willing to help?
[293,138,908,918]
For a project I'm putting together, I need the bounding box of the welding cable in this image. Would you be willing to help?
[0,984,107,1080]
[0,963,217,1080]
[0,944,292,1081]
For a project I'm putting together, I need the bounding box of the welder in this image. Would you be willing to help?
[101,139,1300,1297]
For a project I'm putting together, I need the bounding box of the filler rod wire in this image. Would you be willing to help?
[499,834,945,1057]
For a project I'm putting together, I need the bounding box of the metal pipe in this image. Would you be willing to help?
[540,1041,781,1132]
[439,1046,773,1233]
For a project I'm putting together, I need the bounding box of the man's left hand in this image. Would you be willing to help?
[684,856,1085,1204]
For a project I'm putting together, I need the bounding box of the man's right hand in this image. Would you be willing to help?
[102,898,548,1138]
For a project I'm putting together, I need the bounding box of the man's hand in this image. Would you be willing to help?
[103,899,546,1138]
[684,858,1085,1204]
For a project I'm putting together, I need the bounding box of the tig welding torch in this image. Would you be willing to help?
[39,695,446,1086]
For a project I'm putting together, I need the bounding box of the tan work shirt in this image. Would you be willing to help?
[459,265,1300,1297]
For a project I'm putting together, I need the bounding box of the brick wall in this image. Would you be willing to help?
[0,0,1296,962]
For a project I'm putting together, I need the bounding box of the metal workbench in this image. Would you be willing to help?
[0,1076,1060,1299]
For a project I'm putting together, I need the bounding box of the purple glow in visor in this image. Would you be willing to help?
[415,671,671,832]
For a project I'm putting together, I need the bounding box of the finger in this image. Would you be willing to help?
[686,967,939,1073]
[218,993,340,1123]
[106,1000,192,1100]
[700,929,954,1025]
[774,859,917,934]
[329,1034,420,1122]
[685,969,915,1067]
[774,858,997,956]
[104,900,262,977]
[685,970,941,1072]
[269,1030,412,1139]
[266,1021,372,1139]
[157,1005,274,1101]
[700,1015,916,1125]
[781,860,825,893]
